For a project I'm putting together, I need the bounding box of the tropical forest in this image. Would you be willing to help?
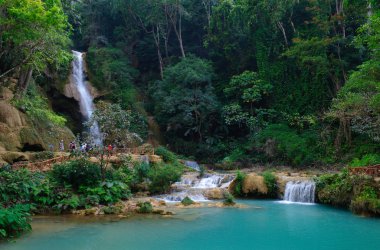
[0,0,380,249]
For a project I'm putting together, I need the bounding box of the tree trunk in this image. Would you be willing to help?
[17,66,33,95]
[168,1,186,58]
[177,5,186,58]
[152,26,164,79]
[277,21,288,46]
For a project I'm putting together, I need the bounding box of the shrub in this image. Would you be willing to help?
[133,162,150,183]
[137,202,153,213]
[31,151,55,162]
[350,186,380,216]
[0,205,31,239]
[155,147,178,164]
[13,83,66,126]
[51,159,102,190]
[257,124,321,166]
[147,163,182,194]
[55,194,80,211]
[261,171,278,197]
[80,181,130,205]
[234,171,246,196]
[350,154,380,167]
[223,193,236,206]
[0,168,41,205]
[101,205,122,215]
[181,196,194,206]
[112,165,134,185]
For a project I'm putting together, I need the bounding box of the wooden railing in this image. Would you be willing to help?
[349,164,380,177]
[10,147,155,172]
[114,147,154,155]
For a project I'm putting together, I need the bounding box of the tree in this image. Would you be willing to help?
[152,55,219,142]
[222,71,272,134]
[86,101,145,147]
[327,12,380,144]
[224,71,272,115]
[0,0,71,93]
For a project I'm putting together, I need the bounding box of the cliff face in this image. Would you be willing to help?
[0,85,75,164]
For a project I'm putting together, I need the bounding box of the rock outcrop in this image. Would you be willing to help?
[0,86,75,164]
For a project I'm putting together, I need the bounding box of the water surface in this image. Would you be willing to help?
[3,200,380,250]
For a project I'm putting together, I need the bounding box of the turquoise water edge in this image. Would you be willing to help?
[2,200,380,250]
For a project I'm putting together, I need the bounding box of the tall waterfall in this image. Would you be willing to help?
[72,51,102,145]
[284,181,316,203]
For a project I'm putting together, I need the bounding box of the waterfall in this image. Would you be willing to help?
[71,51,102,145]
[283,181,316,203]
[158,173,234,202]
[193,175,223,189]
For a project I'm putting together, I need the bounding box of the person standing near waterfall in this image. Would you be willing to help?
[59,140,64,152]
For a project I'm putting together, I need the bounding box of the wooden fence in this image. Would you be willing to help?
[10,147,155,172]
[349,164,380,177]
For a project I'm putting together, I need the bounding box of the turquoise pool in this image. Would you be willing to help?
[3,200,380,250]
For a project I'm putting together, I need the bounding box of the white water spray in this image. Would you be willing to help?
[283,181,316,203]
[72,51,102,145]
[159,173,234,202]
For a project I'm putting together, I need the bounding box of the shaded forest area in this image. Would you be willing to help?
[1,0,380,166]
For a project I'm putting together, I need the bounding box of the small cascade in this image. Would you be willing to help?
[159,173,234,203]
[283,181,316,203]
[193,175,223,189]
[184,161,200,171]
[71,51,102,145]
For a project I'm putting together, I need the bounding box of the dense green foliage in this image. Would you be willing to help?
[57,0,378,165]
[51,159,102,190]
[13,83,67,126]
[147,163,183,194]
[316,169,380,216]
[0,153,184,238]
[233,171,246,196]
[0,205,31,239]
[261,171,278,198]
[155,146,179,164]
[0,0,71,92]
[86,101,147,147]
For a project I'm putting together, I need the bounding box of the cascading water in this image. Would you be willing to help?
[158,173,234,202]
[72,51,102,145]
[283,181,316,203]
[184,161,201,171]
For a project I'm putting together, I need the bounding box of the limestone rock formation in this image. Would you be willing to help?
[0,86,75,164]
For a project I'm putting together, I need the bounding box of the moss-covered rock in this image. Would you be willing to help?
[316,170,380,216]
[229,173,268,197]
[181,196,195,206]
[0,86,75,154]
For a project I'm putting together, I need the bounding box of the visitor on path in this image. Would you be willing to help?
[48,143,54,152]
[59,140,64,152]
[81,143,87,153]
[108,144,113,155]
[69,141,76,152]
[85,143,91,152]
